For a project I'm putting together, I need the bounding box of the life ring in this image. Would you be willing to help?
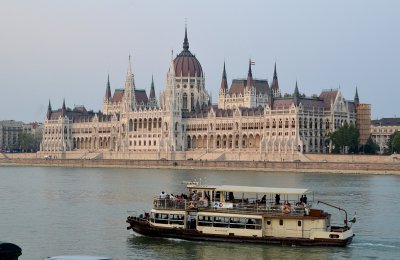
[283,206,291,214]
[189,201,195,209]
[199,200,205,207]
[219,202,224,208]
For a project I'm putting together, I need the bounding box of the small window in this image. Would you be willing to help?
[266,220,271,225]
[298,221,302,227]
[329,234,339,239]
[279,219,283,226]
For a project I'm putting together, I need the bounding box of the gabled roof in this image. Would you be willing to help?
[228,79,269,95]
[112,89,124,102]
[319,90,338,110]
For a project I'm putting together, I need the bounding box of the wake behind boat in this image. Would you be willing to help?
[126,182,355,246]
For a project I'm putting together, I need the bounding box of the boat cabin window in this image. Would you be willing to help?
[197,215,261,230]
[279,219,284,226]
[198,215,213,226]
[298,220,302,227]
[266,220,271,225]
[151,213,184,225]
[169,214,185,225]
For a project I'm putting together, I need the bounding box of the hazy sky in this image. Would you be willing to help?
[1,0,399,122]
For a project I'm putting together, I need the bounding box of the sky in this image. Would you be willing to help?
[1,0,399,122]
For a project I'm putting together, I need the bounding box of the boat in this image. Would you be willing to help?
[126,182,355,246]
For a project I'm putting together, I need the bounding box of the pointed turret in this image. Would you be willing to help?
[61,98,66,117]
[183,25,189,51]
[149,75,157,108]
[220,62,228,92]
[123,55,136,111]
[246,59,254,90]
[294,80,300,96]
[105,74,111,101]
[271,62,280,93]
[46,99,52,120]
[354,87,359,106]
[293,81,300,106]
[150,75,156,99]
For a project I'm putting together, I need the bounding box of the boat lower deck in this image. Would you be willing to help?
[126,217,354,247]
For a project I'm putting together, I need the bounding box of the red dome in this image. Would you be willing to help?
[173,27,203,77]
[173,51,203,77]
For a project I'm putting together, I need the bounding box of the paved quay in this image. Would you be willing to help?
[1,157,399,175]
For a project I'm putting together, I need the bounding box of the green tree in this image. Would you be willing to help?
[392,132,400,153]
[329,124,360,154]
[20,133,35,152]
[361,136,379,154]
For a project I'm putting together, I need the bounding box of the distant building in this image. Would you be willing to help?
[354,88,371,146]
[40,27,363,159]
[0,120,23,151]
[371,117,400,153]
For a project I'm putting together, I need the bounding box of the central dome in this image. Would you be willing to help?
[173,28,203,77]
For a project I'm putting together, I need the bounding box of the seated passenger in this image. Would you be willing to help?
[160,191,166,199]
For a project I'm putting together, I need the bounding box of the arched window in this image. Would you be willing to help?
[191,93,195,111]
[183,93,187,111]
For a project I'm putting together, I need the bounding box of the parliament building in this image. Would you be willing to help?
[40,28,365,161]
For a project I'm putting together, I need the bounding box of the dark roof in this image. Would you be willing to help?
[135,89,149,104]
[173,28,203,77]
[173,51,203,77]
[112,89,124,102]
[228,79,269,95]
[371,118,400,126]
[319,90,338,110]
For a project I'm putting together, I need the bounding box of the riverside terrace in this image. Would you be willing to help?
[153,185,311,217]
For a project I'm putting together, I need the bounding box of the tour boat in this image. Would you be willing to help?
[126,182,355,246]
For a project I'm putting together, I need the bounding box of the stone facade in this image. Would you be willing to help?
[371,118,400,153]
[0,120,23,151]
[40,27,360,158]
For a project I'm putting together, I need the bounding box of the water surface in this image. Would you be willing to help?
[0,166,398,259]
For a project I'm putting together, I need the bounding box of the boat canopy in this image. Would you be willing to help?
[215,185,308,195]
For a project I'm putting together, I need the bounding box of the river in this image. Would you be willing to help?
[0,166,399,259]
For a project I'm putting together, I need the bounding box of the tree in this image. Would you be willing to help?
[361,136,379,154]
[392,132,400,154]
[329,124,360,154]
[20,133,35,152]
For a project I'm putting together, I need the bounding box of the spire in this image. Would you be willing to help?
[105,74,111,101]
[271,62,279,92]
[220,61,228,91]
[124,55,135,110]
[61,98,66,117]
[46,99,52,120]
[294,80,300,96]
[293,81,300,106]
[354,87,359,105]
[183,24,189,51]
[246,59,254,90]
[150,75,156,99]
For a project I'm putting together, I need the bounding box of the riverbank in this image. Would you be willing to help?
[1,157,399,174]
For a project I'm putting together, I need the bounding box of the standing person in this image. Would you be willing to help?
[304,194,308,204]
[275,194,280,205]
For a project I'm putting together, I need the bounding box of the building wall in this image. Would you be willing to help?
[356,104,371,145]
[0,120,23,151]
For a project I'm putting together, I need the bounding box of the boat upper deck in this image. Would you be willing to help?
[153,183,319,217]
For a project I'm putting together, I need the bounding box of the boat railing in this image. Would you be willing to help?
[153,198,308,216]
[153,198,187,210]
